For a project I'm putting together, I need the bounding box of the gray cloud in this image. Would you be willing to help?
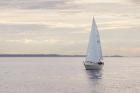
[0,23,87,41]
[0,0,139,14]
[0,23,85,33]
[0,0,75,9]
[0,23,47,32]
[130,0,140,3]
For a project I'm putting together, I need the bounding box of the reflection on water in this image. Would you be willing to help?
[85,70,104,93]
[85,70,103,79]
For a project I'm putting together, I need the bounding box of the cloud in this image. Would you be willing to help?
[0,23,47,32]
[0,0,74,10]
[130,0,140,4]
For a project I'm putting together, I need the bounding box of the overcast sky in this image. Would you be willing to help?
[0,0,140,56]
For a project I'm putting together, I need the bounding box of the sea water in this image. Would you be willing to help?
[0,57,140,93]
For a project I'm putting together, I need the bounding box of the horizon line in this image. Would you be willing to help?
[0,54,139,57]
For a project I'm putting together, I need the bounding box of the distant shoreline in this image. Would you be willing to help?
[0,54,133,57]
[0,54,84,57]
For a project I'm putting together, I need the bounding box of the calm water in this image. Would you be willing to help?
[0,57,140,93]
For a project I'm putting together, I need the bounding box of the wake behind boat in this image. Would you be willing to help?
[84,17,104,70]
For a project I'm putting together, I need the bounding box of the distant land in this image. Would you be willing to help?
[0,54,84,57]
[0,54,127,57]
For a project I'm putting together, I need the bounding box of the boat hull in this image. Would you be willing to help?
[84,62,103,70]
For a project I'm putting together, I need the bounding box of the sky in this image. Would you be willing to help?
[0,0,140,56]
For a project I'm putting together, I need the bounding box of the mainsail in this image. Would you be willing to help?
[86,17,103,63]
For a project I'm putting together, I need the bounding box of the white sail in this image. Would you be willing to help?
[86,17,103,63]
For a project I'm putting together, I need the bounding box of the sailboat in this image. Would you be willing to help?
[84,17,104,70]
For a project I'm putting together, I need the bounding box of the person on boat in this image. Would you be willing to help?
[98,61,104,65]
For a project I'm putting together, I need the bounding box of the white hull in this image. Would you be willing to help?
[84,62,103,70]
